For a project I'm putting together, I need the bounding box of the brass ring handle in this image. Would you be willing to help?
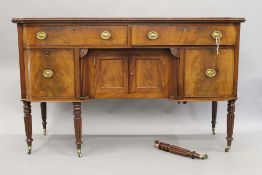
[148,31,158,40]
[205,69,216,78]
[100,31,111,40]
[212,31,223,39]
[212,31,222,55]
[36,31,47,40]
[42,69,54,78]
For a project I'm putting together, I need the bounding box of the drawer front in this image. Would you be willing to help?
[131,24,236,46]
[24,49,76,99]
[182,48,235,97]
[23,26,128,46]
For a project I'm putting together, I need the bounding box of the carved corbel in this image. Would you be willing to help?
[80,49,89,58]
[170,48,179,59]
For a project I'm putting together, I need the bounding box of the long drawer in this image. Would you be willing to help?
[23,24,237,47]
[131,24,237,46]
[23,25,128,46]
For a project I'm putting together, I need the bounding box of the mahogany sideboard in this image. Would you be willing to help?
[12,18,245,157]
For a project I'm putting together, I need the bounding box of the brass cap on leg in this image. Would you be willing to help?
[27,146,32,155]
[154,140,160,149]
[199,154,208,159]
[225,146,231,152]
[212,128,215,135]
[77,149,82,158]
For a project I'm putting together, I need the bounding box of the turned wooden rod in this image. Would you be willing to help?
[155,140,208,159]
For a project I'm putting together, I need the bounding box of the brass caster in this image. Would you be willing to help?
[77,149,82,158]
[225,146,231,152]
[43,129,47,136]
[199,154,208,160]
[27,146,32,154]
[212,128,215,135]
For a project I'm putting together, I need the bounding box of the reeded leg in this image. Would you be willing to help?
[73,102,82,157]
[40,102,47,136]
[211,101,218,135]
[23,100,33,154]
[225,99,236,152]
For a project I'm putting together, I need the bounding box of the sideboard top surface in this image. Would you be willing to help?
[11,17,246,24]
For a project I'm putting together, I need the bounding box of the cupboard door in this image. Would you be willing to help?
[24,49,76,99]
[182,48,235,97]
[94,51,128,93]
[129,50,167,93]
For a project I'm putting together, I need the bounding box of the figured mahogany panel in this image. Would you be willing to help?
[24,49,75,99]
[94,50,128,93]
[182,48,234,97]
[86,49,173,98]
[23,26,128,46]
[131,24,236,46]
[129,50,167,94]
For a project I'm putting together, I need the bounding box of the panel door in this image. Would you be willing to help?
[94,50,128,93]
[24,49,76,99]
[182,48,235,97]
[129,50,167,93]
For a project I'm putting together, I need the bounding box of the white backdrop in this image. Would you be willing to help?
[0,0,261,136]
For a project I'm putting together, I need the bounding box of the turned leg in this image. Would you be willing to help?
[73,102,82,157]
[225,99,236,152]
[23,100,33,154]
[40,102,47,135]
[211,101,218,134]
